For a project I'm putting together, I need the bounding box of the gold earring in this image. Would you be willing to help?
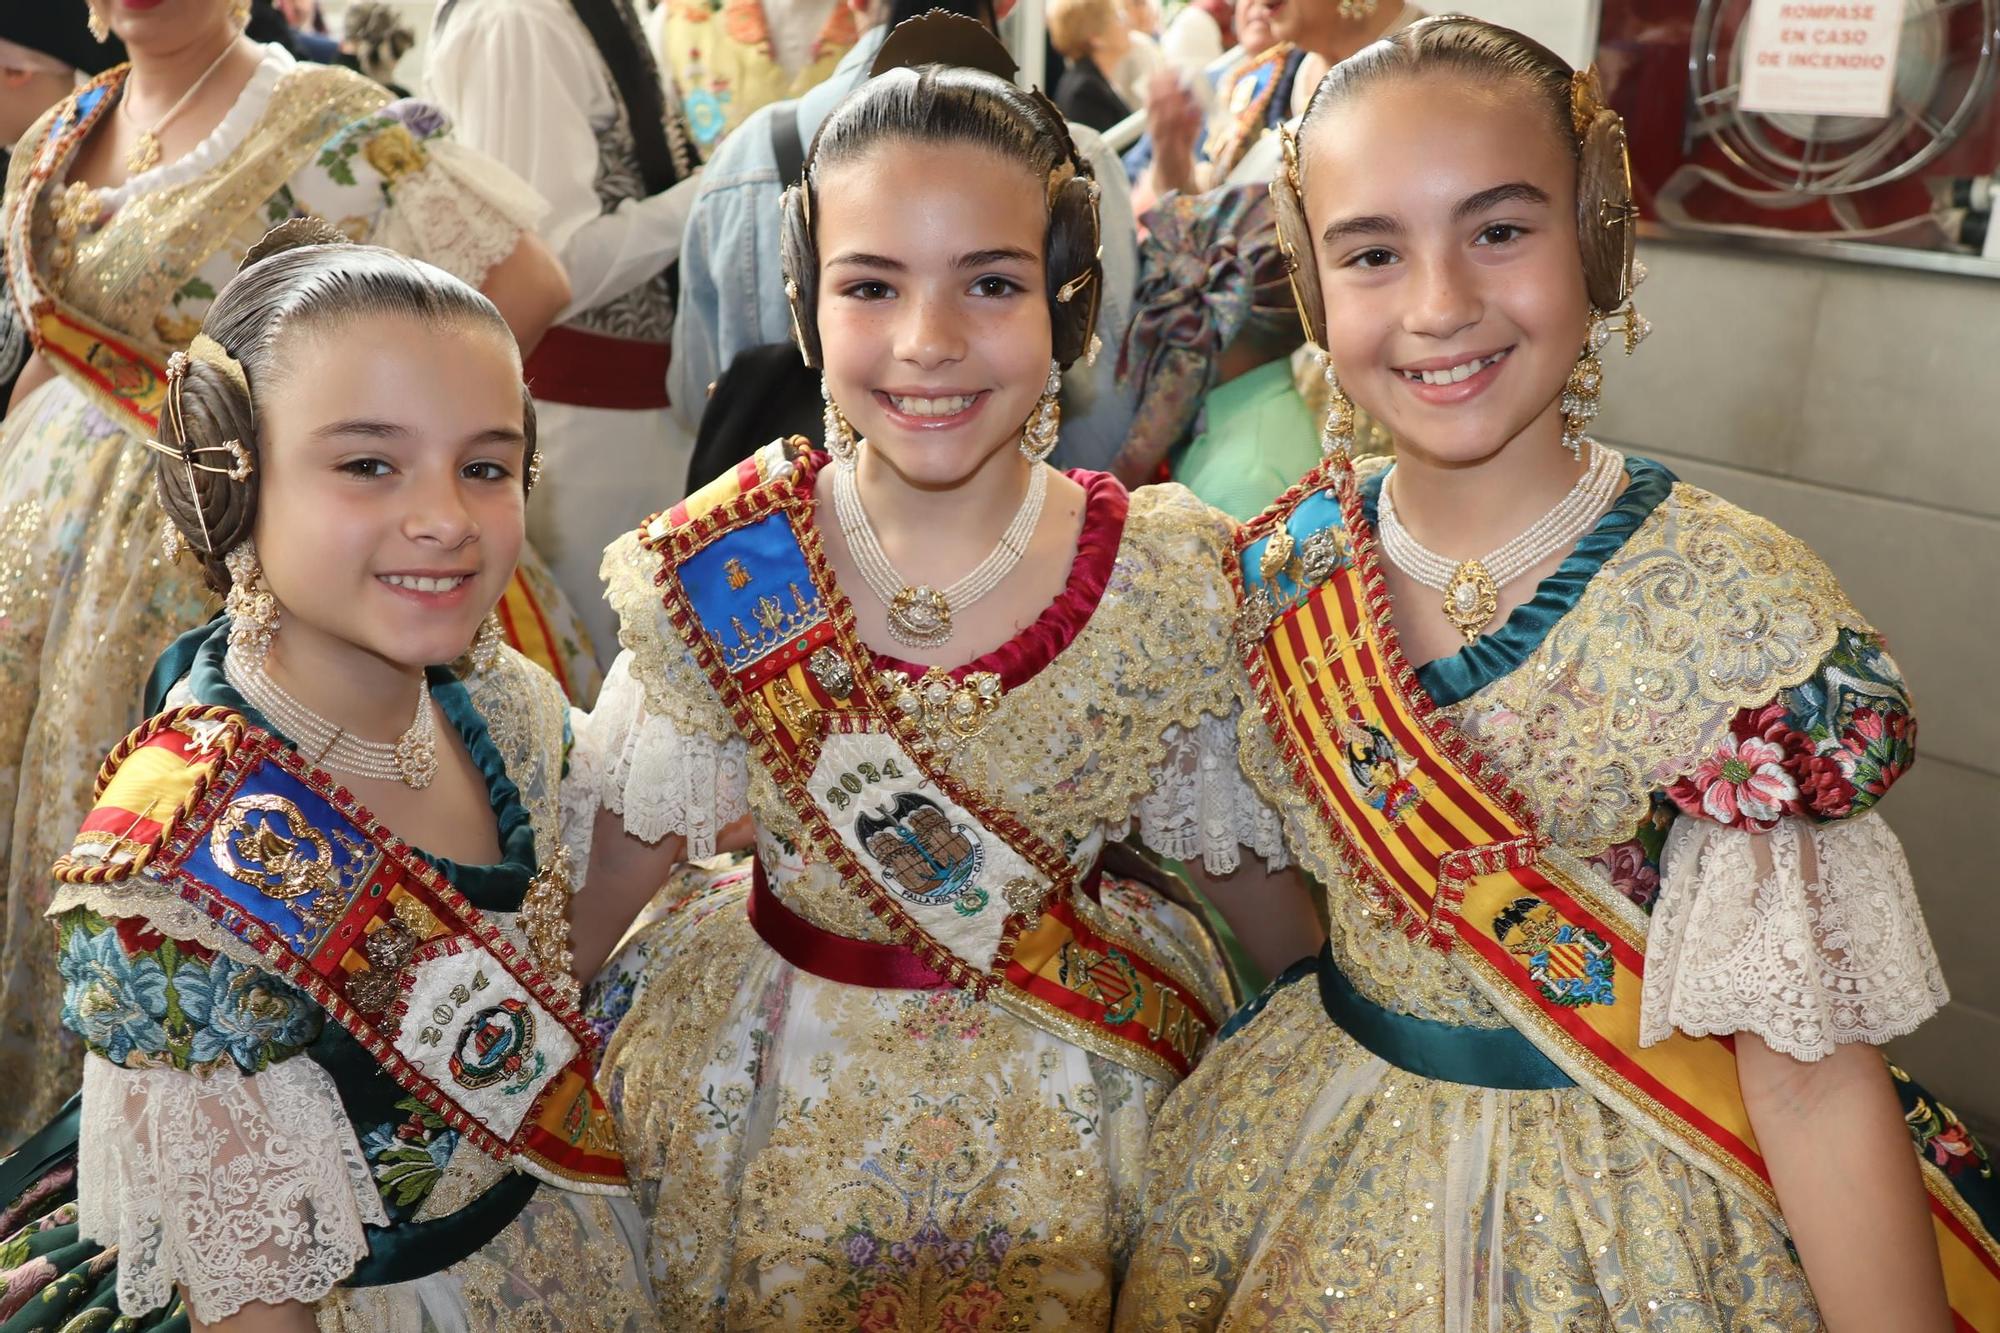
[1337,0,1378,16]
[1559,314,1608,460]
[1019,360,1061,463]
[230,0,251,25]
[1561,299,1650,458]
[87,3,109,42]
[462,613,505,675]
[821,379,858,465]
[223,544,280,662]
[1320,357,1356,461]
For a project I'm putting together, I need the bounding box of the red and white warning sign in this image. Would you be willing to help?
[1738,0,1908,118]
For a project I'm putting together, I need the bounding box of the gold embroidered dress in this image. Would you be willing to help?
[575,456,1282,1329]
[1120,456,1974,1330]
[0,620,651,1331]
[0,47,600,1144]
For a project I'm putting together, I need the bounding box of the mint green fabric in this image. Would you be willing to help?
[1169,359,1321,521]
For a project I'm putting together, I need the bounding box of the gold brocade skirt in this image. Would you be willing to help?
[1117,977,1821,1332]
[593,858,1231,1331]
[0,378,600,1145]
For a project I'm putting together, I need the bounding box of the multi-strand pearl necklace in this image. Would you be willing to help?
[1378,441,1625,643]
[831,458,1047,648]
[225,649,439,789]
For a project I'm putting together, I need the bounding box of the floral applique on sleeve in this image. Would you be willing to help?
[56,908,321,1074]
[1666,627,1914,832]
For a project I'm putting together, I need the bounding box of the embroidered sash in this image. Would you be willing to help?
[53,706,627,1195]
[1235,455,2000,1329]
[7,72,171,433]
[641,441,1219,1082]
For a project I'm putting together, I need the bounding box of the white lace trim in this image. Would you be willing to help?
[80,45,294,212]
[1127,712,1288,876]
[580,653,751,860]
[368,138,548,288]
[78,1053,387,1321]
[1641,814,1949,1062]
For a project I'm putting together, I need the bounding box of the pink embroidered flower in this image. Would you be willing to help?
[1673,735,1801,830]
[937,1280,1006,1331]
[1841,706,1915,799]
[1587,839,1660,910]
[854,1284,906,1332]
[1789,747,1857,819]
[1930,1121,1980,1174]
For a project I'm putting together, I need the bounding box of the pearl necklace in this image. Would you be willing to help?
[225,648,439,789]
[1378,441,1624,644]
[830,456,1047,649]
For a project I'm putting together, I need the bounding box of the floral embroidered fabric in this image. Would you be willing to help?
[586,473,1271,1326]
[57,909,321,1075]
[1130,471,1953,1330]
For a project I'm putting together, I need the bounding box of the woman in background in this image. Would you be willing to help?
[0,0,598,1145]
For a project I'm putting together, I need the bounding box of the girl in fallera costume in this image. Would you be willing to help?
[0,0,600,1146]
[570,29,1306,1328]
[1121,17,2000,1331]
[0,223,648,1331]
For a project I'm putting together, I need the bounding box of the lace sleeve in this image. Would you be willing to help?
[77,1053,387,1321]
[293,98,547,289]
[1132,712,1288,876]
[571,651,750,860]
[1640,814,1949,1062]
[366,136,545,288]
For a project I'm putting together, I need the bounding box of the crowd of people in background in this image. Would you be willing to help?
[1,3,1993,1330]
[2,0,1426,595]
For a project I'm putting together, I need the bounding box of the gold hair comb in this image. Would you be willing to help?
[1570,65,1607,136]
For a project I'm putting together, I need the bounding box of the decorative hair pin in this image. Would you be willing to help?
[143,337,254,557]
[1056,269,1096,305]
[1569,65,1607,136]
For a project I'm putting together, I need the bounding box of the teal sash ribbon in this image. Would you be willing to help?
[1316,945,1576,1090]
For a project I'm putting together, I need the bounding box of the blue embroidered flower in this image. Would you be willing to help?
[684,89,728,147]
[57,923,170,1066]
[172,952,320,1073]
[360,1098,459,1211]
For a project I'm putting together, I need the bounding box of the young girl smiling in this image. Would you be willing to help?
[0,223,647,1332]
[1123,17,1999,1330]
[570,34,1308,1327]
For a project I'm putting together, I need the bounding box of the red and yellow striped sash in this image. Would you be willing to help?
[1236,457,2000,1328]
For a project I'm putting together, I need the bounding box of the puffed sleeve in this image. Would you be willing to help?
[563,531,751,869]
[1118,486,1287,875]
[293,99,547,289]
[55,908,387,1320]
[1640,628,1949,1061]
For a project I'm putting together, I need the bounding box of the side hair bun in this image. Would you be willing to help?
[1577,107,1635,312]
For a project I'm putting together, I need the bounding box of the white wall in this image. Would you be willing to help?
[1599,237,2000,1133]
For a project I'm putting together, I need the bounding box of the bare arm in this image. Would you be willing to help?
[570,807,685,983]
[188,1295,319,1333]
[7,351,53,414]
[1184,857,1324,980]
[1737,1034,1950,1332]
[478,230,571,358]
